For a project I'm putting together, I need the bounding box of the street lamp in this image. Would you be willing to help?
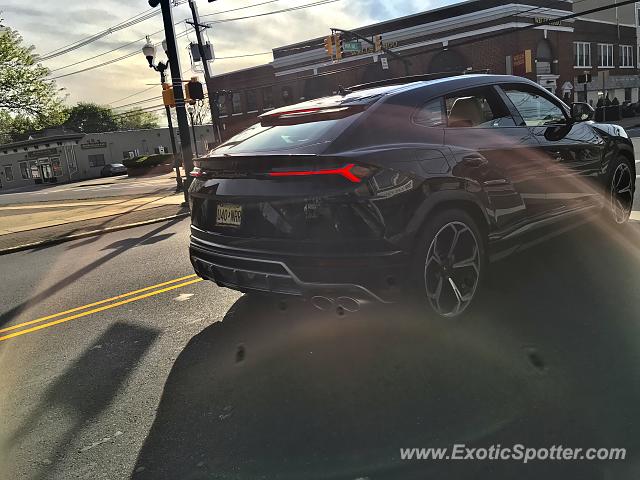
[187,104,200,157]
[142,36,183,193]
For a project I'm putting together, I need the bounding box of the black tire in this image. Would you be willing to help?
[604,156,634,225]
[410,208,487,319]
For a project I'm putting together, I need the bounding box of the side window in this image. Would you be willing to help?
[502,87,567,126]
[445,87,516,128]
[414,98,445,127]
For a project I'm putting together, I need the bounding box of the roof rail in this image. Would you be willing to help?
[345,70,492,93]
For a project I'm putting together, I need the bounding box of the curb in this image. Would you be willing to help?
[0,212,190,256]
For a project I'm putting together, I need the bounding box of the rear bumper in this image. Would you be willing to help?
[189,232,408,303]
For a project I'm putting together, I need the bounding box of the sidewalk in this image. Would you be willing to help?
[0,193,189,254]
[608,115,640,130]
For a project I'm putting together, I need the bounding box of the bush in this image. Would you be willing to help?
[123,153,174,169]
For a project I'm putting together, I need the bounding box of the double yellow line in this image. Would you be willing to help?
[0,274,203,342]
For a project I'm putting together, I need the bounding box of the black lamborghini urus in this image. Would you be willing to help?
[188,74,635,318]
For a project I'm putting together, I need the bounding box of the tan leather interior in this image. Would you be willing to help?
[448,96,484,127]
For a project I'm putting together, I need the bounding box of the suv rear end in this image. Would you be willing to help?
[188,89,416,302]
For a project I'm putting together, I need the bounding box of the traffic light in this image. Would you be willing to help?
[374,34,383,52]
[324,35,334,58]
[162,83,175,108]
[185,77,204,104]
[334,33,343,60]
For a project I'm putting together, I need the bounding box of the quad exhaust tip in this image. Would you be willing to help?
[311,296,362,313]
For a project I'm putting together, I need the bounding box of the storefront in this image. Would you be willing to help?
[19,148,66,184]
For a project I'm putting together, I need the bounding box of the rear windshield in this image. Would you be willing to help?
[212,109,366,154]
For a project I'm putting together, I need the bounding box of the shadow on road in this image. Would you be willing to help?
[7,322,159,480]
[133,222,640,479]
[0,217,183,329]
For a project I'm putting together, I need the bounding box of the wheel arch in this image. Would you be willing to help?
[617,147,636,177]
[407,189,491,254]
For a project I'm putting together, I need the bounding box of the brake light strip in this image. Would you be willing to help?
[267,164,361,183]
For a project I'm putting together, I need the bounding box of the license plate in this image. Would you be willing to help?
[216,203,242,227]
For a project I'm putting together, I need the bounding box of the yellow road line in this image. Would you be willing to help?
[0,278,203,342]
[0,274,198,335]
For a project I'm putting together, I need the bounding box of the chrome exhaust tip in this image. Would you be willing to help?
[311,296,334,311]
[335,296,360,313]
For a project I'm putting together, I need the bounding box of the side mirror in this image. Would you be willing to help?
[571,102,594,122]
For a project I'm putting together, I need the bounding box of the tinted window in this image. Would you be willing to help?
[445,87,516,128]
[414,99,445,127]
[214,117,356,153]
[503,87,566,126]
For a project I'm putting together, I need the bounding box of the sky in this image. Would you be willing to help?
[0,0,454,115]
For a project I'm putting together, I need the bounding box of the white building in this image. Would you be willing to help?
[0,125,215,190]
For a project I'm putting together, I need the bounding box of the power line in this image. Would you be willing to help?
[47,0,341,79]
[44,0,282,70]
[109,85,159,106]
[40,9,160,61]
[200,0,343,23]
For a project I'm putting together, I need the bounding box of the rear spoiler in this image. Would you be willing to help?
[259,104,367,127]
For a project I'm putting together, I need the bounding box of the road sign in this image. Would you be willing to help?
[380,56,389,70]
[343,41,361,53]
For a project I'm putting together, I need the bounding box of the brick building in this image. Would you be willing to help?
[210,0,639,138]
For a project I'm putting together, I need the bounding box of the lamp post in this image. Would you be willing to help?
[146,0,194,204]
[142,36,183,192]
[187,104,200,157]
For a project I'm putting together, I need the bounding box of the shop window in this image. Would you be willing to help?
[29,161,40,179]
[232,92,242,114]
[88,154,105,167]
[246,90,258,112]
[51,157,64,176]
[3,165,14,182]
[219,96,228,116]
[574,42,591,67]
[620,45,634,67]
[281,86,293,105]
[262,87,274,109]
[19,162,30,180]
[598,44,614,68]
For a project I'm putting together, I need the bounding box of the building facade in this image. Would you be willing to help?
[0,125,215,190]
[209,0,640,138]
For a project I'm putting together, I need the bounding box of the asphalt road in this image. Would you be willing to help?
[0,139,639,479]
[0,174,180,205]
[1,210,640,479]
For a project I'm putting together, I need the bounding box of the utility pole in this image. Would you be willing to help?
[149,0,194,202]
[188,0,223,144]
[161,71,183,192]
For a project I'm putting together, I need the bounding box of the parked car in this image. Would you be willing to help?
[100,163,128,177]
[188,74,635,318]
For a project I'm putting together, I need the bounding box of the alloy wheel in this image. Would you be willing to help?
[609,163,633,224]
[423,221,481,317]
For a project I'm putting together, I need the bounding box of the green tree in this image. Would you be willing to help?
[63,102,118,133]
[0,20,66,140]
[116,108,160,130]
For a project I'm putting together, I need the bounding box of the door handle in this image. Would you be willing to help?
[461,154,488,167]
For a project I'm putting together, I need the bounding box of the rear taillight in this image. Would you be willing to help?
[268,163,371,183]
[190,167,204,178]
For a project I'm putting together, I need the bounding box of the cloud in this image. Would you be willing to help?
[2,0,456,109]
